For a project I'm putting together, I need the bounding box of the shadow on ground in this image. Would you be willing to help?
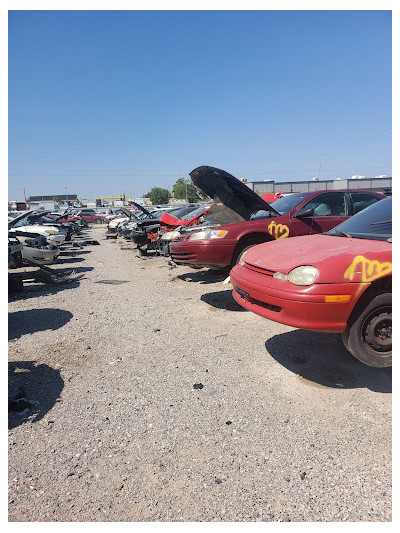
[54,257,86,264]
[178,269,229,285]
[201,289,247,311]
[8,361,64,429]
[265,329,392,393]
[9,281,83,301]
[8,308,73,340]
[58,249,92,256]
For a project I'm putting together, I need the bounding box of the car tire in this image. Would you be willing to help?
[230,236,271,268]
[341,291,391,368]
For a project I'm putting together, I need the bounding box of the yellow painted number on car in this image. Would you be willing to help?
[344,255,392,283]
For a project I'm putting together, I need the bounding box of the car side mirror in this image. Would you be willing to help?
[293,207,314,218]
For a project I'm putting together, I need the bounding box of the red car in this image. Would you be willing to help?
[76,213,105,224]
[170,166,384,270]
[230,197,392,368]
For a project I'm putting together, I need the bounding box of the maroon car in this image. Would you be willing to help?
[76,213,105,224]
[170,166,385,270]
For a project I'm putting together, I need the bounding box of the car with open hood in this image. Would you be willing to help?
[8,211,63,265]
[230,197,392,368]
[130,205,207,255]
[8,211,66,247]
[170,166,385,270]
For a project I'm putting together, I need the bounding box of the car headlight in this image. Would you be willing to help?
[287,265,319,285]
[162,230,180,241]
[188,230,228,241]
[44,229,58,235]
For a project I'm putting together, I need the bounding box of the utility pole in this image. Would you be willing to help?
[23,188,27,204]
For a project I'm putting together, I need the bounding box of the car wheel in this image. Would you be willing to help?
[341,291,391,367]
[230,236,271,268]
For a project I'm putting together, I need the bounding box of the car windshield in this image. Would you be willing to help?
[179,206,207,221]
[12,218,30,228]
[268,193,310,215]
[168,207,195,219]
[250,210,274,220]
[327,197,391,241]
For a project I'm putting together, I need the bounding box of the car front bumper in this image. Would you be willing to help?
[22,246,60,265]
[230,264,370,333]
[170,238,235,269]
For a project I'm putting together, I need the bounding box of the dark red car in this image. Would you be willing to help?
[230,197,392,368]
[170,166,385,270]
[76,213,105,224]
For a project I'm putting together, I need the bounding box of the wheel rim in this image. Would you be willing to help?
[362,306,392,355]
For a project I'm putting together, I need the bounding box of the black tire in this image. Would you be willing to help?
[342,291,391,368]
[138,246,148,256]
[8,276,24,293]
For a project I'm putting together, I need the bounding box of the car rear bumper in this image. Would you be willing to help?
[230,264,369,333]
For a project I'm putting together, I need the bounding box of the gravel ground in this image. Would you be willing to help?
[8,226,392,522]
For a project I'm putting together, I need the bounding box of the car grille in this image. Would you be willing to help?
[244,263,275,277]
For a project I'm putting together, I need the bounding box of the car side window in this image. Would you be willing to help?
[350,193,381,214]
[302,192,347,217]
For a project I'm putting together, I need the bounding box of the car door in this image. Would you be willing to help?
[290,191,348,236]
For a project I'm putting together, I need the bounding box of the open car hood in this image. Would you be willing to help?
[190,166,279,224]
[129,202,155,218]
[120,207,141,220]
[159,212,190,227]
[8,210,51,229]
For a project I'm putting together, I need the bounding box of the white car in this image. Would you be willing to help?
[9,211,66,246]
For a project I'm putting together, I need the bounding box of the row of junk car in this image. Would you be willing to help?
[8,166,392,369]
[106,166,392,370]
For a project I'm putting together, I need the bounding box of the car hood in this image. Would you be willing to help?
[120,207,140,220]
[9,224,60,235]
[129,202,155,218]
[8,210,50,228]
[243,234,392,284]
[190,166,279,225]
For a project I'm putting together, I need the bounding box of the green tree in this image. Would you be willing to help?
[172,178,208,203]
[52,196,64,205]
[144,187,170,205]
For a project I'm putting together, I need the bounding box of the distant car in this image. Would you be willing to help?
[79,213,105,224]
[230,197,392,368]
[170,166,385,270]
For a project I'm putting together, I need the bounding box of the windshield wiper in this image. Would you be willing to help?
[370,220,392,226]
[335,229,352,238]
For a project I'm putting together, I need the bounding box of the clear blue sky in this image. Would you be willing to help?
[8,10,392,201]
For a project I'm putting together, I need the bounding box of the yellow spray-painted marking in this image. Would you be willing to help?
[344,255,392,283]
[268,221,290,239]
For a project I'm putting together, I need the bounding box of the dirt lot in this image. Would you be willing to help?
[8,226,392,522]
